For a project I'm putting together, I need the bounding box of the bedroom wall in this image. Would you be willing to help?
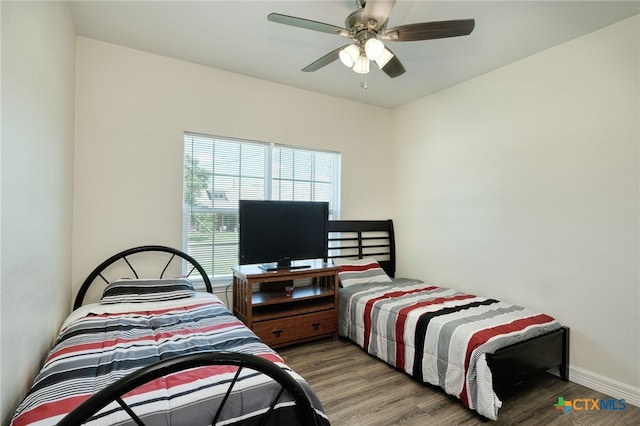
[0,1,75,423]
[72,37,393,300]
[392,15,639,403]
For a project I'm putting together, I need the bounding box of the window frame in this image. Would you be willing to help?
[183,132,341,287]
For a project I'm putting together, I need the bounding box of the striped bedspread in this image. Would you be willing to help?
[11,293,328,426]
[338,278,561,420]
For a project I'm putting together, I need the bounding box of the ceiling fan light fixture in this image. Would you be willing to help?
[339,44,360,68]
[352,55,370,74]
[268,5,475,81]
[374,47,394,68]
[364,38,385,60]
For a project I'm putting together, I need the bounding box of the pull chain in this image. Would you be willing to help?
[360,72,368,89]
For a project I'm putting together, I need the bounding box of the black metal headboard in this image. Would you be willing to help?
[327,220,396,278]
[74,245,212,309]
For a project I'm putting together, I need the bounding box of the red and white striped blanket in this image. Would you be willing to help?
[11,293,328,425]
[338,278,561,420]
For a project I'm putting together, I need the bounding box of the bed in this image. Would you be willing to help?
[10,245,329,426]
[327,220,569,421]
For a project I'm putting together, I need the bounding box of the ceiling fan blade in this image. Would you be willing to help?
[302,45,350,72]
[384,19,475,42]
[363,0,396,31]
[268,13,347,36]
[379,51,405,78]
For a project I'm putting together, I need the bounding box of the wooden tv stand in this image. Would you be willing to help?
[232,260,339,348]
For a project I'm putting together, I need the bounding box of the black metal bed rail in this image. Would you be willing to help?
[57,352,317,426]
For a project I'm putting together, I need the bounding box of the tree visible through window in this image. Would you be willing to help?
[183,133,341,280]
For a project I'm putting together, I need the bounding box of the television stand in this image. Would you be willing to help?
[232,260,339,348]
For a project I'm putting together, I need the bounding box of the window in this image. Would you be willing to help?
[183,133,341,281]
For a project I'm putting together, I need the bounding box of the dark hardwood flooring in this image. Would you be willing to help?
[278,338,640,426]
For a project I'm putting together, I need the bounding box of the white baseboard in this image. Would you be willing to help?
[569,366,640,408]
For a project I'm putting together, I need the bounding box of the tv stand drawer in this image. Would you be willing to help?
[253,310,337,348]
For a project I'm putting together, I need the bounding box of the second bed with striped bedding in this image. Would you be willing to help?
[338,278,561,420]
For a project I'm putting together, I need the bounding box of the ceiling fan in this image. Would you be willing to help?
[268,0,475,79]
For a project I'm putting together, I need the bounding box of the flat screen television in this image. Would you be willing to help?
[239,200,329,270]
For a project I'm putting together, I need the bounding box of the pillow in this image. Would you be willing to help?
[332,257,392,288]
[100,278,195,304]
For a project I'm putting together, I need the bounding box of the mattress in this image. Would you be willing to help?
[338,278,561,420]
[11,293,328,425]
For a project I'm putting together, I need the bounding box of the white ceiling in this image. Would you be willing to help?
[68,1,640,109]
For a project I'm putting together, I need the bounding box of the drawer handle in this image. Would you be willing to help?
[272,329,283,337]
[312,322,321,330]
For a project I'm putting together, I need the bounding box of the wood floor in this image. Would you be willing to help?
[278,338,640,426]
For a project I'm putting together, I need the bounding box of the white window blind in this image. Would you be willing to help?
[183,133,341,280]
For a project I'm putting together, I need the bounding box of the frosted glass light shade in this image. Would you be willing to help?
[339,44,360,68]
[364,38,385,60]
[352,55,370,74]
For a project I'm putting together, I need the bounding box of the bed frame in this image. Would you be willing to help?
[61,245,319,425]
[74,245,213,309]
[327,220,569,397]
[59,351,317,426]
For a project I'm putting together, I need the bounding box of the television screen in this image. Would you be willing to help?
[239,200,328,269]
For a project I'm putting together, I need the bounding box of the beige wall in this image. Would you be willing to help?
[393,15,639,398]
[72,37,394,299]
[2,4,638,421]
[0,1,75,422]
